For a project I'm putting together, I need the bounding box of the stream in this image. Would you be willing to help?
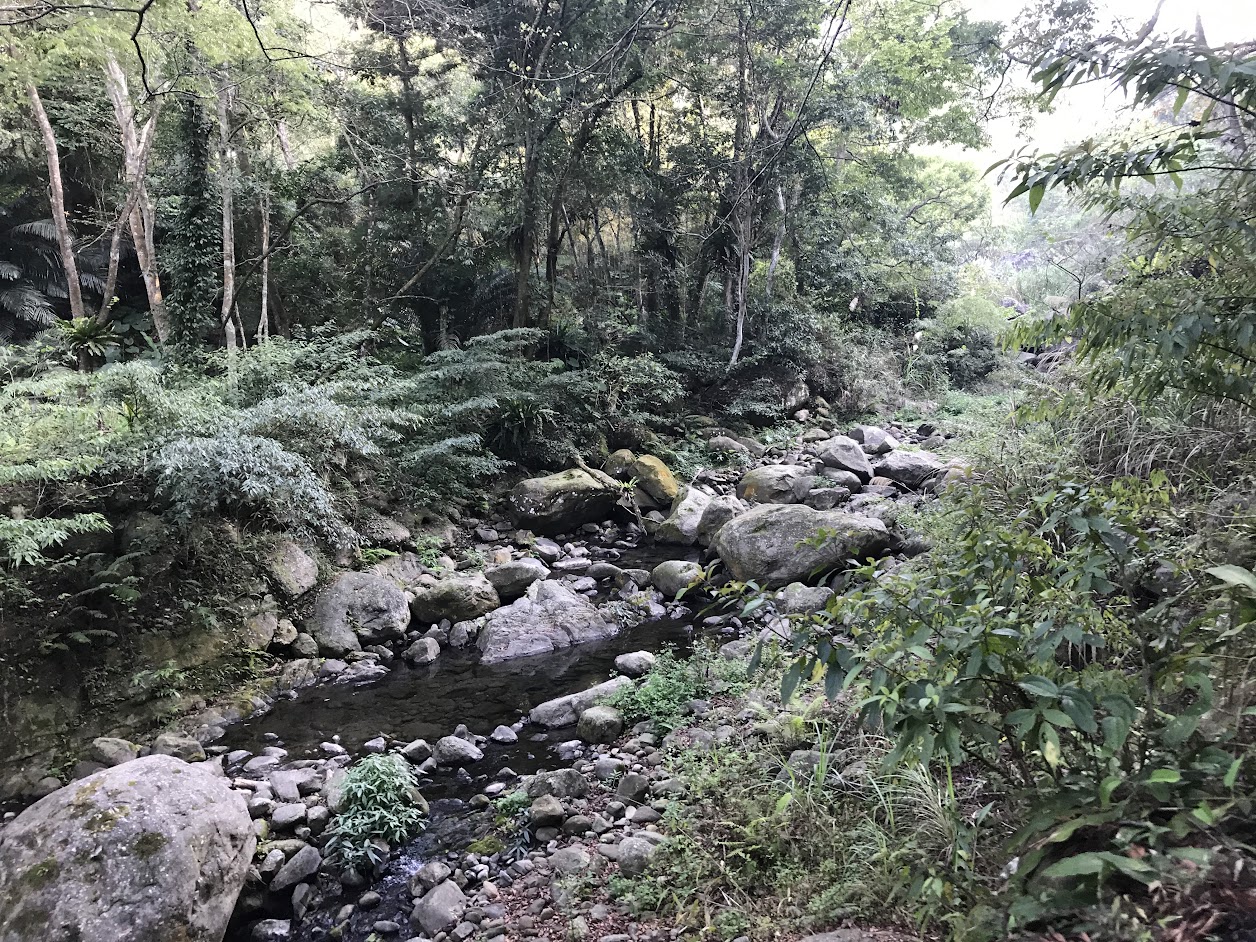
[219,543,713,940]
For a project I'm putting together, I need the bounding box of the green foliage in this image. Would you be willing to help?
[325,753,425,872]
[604,650,738,732]
[768,454,1256,932]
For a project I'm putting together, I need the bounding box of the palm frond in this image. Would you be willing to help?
[0,286,57,325]
[10,219,59,243]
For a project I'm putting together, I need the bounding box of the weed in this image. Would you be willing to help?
[325,754,426,872]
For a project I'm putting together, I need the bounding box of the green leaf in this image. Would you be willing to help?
[1018,675,1059,698]
[1208,565,1256,595]
[1028,182,1046,214]
[1041,852,1105,878]
[1147,768,1181,784]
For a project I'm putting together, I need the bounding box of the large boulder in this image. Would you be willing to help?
[309,572,411,656]
[266,540,319,597]
[410,572,500,624]
[651,560,703,598]
[849,425,898,455]
[0,756,254,942]
[713,504,897,588]
[696,494,746,547]
[654,486,711,545]
[629,455,680,504]
[604,449,637,479]
[735,465,816,504]
[507,468,622,535]
[411,880,467,936]
[811,437,874,482]
[484,558,550,602]
[530,676,634,728]
[873,450,947,489]
[477,580,618,663]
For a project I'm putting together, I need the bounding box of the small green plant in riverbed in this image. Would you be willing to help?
[604,650,708,731]
[326,754,425,872]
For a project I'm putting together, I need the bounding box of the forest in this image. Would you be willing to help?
[0,0,1254,941]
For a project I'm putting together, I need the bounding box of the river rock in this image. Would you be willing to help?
[525,768,589,799]
[713,504,897,587]
[604,449,637,479]
[850,425,898,455]
[529,676,633,728]
[736,465,816,504]
[804,487,850,511]
[269,844,321,892]
[707,435,750,454]
[477,580,618,663]
[411,880,467,936]
[250,920,291,941]
[403,637,441,665]
[151,732,206,762]
[629,455,680,504]
[0,755,253,942]
[577,706,624,744]
[309,572,410,656]
[267,541,319,597]
[811,436,874,482]
[654,486,711,545]
[507,468,622,535]
[484,558,551,602]
[433,736,483,766]
[410,572,499,624]
[872,449,947,489]
[650,560,702,598]
[614,651,655,677]
[88,736,139,767]
[696,493,745,547]
[776,582,835,615]
[616,836,657,877]
[529,794,565,828]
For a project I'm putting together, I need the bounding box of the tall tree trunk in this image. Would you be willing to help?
[103,58,169,341]
[27,83,85,320]
[765,183,786,300]
[216,78,238,357]
[513,152,540,329]
[257,192,270,341]
[396,36,421,205]
[728,6,753,368]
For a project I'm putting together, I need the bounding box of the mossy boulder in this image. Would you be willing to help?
[507,468,623,535]
[629,455,680,504]
[0,755,254,942]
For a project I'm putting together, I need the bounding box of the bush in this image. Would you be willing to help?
[605,651,711,731]
[325,754,425,872]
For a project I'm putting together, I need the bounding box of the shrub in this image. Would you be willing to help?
[605,650,710,731]
[325,754,425,872]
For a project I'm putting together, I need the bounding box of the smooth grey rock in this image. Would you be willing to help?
[654,486,711,545]
[811,436,874,482]
[529,794,565,828]
[88,736,139,767]
[735,465,815,504]
[613,651,655,678]
[270,844,321,892]
[403,637,441,665]
[776,582,835,615]
[484,558,551,602]
[432,736,483,766]
[0,756,254,942]
[310,572,410,656]
[525,768,589,799]
[850,425,898,455]
[650,559,702,599]
[713,504,897,588]
[549,845,592,875]
[616,836,657,876]
[490,725,518,744]
[267,541,319,597]
[151,732,206,762]
[872,449,947,489]
[506,468,622,535]
[477,580,618,663]
[411,880,467,936]
[400,739,432,763]
[529,676,633,728]
[410,572,499,624]
[696,494,746,547]
[577,706,624,744]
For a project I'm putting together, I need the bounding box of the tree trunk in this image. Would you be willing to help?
[765,183,786,300]
[27,83,85,321]
[728,6,753,368]
[513,152,540,329]
[103,58,169,342]
[216,78,238,357]
[257,192,270,341]
[396,36,421,205]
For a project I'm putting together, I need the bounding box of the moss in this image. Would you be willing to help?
[21,857,60,889]
[84,805,128,833]
[467,835,505,856]
[133,830,168,859]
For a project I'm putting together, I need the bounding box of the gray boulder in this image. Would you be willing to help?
[267,540,319,597]
[873,450,947,489]
[776,582,835,615]
[484,558,550,602]
[804,487,850,511]
[88,736,139,767]
[650,560,703,599]
[403,637,441,665]
[811,436,874,482]
[0,756,254,942]
[410,572,499,624]
[849,425,898,455]
[614,651,656,678]
[529,676,633,728]
[736,465,816,504]
[151,732,206,762]
[477,580,618,663]
[507,468,622,534]
[309,572,411,656]
[411,880,467,936]
[713,504,897,588]
[577,706,624,744]
[432,736,483,766]
[696,494,746,547]
[617,835,657,876]
[654,486,711,545]
[707,435,750,454]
